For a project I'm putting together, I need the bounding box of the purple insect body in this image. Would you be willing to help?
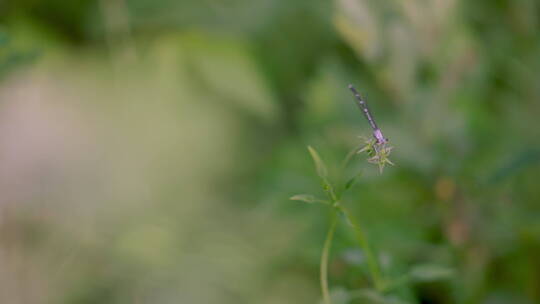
[348,84,387,145]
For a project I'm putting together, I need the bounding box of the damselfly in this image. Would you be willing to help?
[348,84,388,145]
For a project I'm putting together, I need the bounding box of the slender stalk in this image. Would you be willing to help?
[339,206,384,291]
[321,210,338,304]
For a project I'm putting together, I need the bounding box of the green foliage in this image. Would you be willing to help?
[0,0,539,303]
[290,194,329,205]
[296,144,391,303]
[308,145,329,179]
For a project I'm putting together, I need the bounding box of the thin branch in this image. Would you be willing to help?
[321,210,338,304]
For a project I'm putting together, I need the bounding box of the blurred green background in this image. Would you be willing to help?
[1,0,540,303]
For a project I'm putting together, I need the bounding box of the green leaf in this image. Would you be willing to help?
[344,175,358,191]
[307,146,328,179]
[408,264,455,282]
[289,194,328,204]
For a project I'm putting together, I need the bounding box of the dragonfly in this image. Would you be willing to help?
[348,84,388,146]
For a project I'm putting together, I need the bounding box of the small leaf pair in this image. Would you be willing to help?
[289,194,329,205]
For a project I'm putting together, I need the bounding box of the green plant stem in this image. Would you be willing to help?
[321,210,338,304]
[339,206,384,291]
